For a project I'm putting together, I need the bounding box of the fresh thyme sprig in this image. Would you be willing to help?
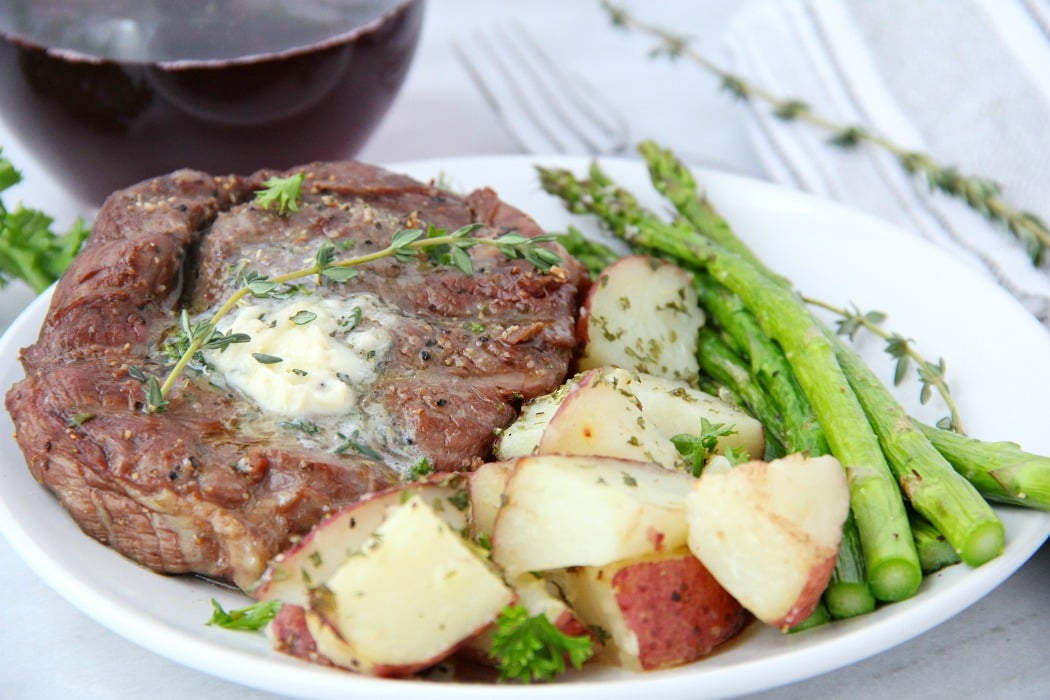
[146,224,561,413]
[600,1,1050,264]
[803,296,963,432]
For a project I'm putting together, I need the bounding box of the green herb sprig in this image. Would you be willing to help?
[206,598,281,631]
[0,149,90,292]
[254,173,305,216]
[803,296,962,432]
[600,2,1050,264]
[490,604,593,683]
[146,223,561,413]
[671,418,740,476]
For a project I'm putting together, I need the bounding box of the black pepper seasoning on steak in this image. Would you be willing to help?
[5,162,584,589]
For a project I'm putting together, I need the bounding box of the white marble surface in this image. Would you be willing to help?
[1,1,1047,698]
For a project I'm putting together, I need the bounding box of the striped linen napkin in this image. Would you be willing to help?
[724,0,1050,328]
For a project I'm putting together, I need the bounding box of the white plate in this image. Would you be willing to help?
[1,155,1048,700]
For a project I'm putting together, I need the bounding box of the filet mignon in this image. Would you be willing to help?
[5,162,583,589]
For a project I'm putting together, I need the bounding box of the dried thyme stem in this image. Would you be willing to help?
[601,1,1050,263]
[802,296,964,433]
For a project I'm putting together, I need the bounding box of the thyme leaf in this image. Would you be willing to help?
[252,353,283,364]
[146,376,169,414]
[334,430,383,460]
[278,419,320,435]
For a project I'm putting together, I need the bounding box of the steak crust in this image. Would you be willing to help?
[5,162,583,589]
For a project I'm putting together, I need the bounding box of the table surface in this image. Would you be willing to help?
[1,2,1047,698]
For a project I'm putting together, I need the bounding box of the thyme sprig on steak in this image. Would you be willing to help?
[146,223,563,413]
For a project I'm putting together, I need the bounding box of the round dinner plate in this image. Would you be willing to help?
[1,155,1048,699]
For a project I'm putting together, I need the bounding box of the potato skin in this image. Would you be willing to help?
[610,553,750,670]
[770,554,839,630]
[561,549,750,672]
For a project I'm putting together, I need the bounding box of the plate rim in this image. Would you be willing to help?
[1,153,1048,700]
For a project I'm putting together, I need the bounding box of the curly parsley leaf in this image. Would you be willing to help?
[491,604,593,683]
[406,456,434,481]
[0,150,90,293]
[254,172,305,216]
[206,598,281,632]
[671,417,738,476]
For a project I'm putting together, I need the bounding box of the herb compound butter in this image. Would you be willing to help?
[206,295,393,416]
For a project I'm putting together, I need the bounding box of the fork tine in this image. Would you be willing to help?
[454,24,629,155]
[492,25,609,154]
[507,22,630,152]
[454,34,575,153]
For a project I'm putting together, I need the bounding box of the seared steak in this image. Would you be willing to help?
[5,162,583,589]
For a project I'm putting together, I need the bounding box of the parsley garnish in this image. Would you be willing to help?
[0,149,90,292]
[406,457,434,481]
[490,605,593,683]
[671,418,739,476]
[206,598,281,631]
[254,172,305,216]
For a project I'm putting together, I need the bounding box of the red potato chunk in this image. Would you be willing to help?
[305,494,513,676]
[558,548,750,671]
[253,475,469,607]
[578,255,704,385]
[496,367,764,469]
[686,454,849,630]
[490,455,696,578]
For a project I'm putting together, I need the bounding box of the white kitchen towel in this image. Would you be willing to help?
[724,0,1050,328]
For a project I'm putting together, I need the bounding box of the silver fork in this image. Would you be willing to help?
[453,23,630,155]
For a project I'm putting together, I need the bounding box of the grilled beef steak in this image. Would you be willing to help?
[5,162,583,589]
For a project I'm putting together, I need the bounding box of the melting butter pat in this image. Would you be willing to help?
[207,296,392,415]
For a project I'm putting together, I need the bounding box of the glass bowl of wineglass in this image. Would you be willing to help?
[0,0,425,204]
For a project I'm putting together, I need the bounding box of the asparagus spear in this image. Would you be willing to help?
[538,164,923,602]
[788,601,831,633]
[917,423,1050,511]
[693,273,828,457]
[637,140,783,283]
[909,509,962,574]
[555,226,620,277]
[696,326,788,454]
[823,510,877,618]
[830,333,1005,567]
